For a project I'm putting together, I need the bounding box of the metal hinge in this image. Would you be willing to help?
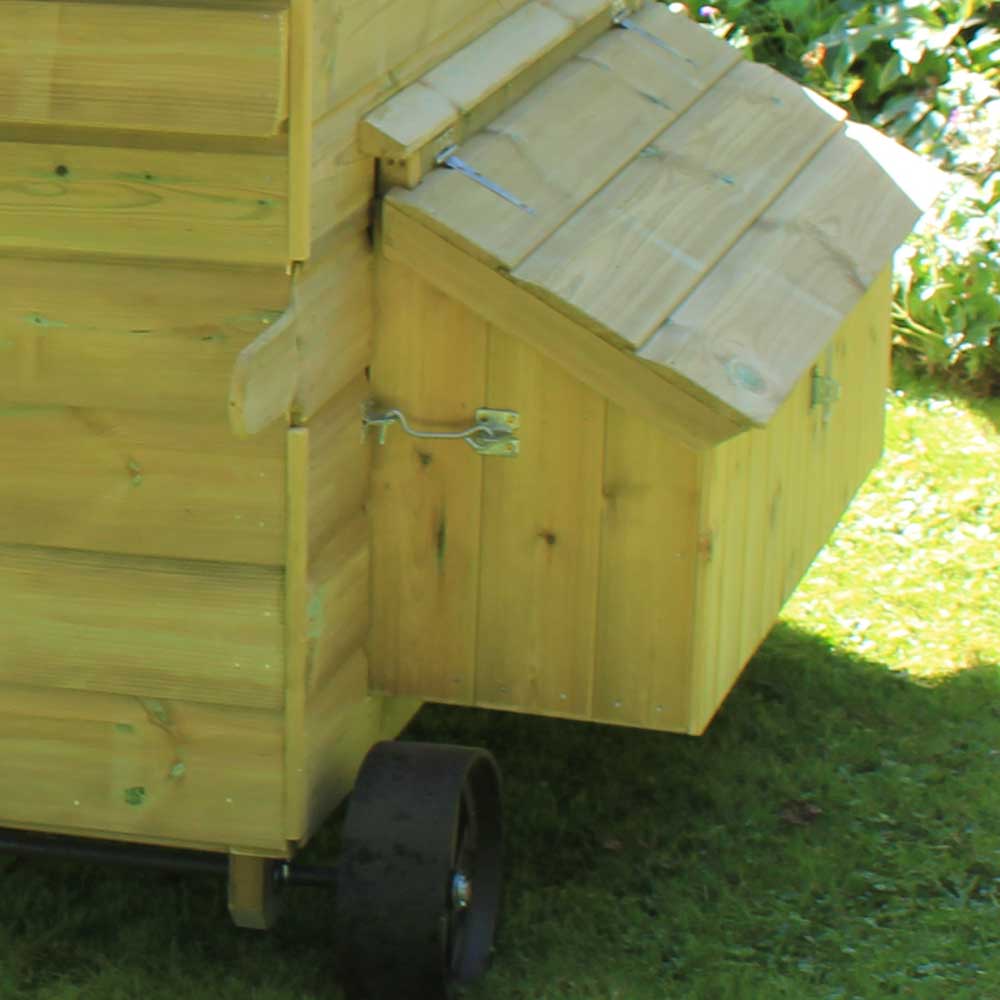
[811,371,841,424]
[362,405,521,457]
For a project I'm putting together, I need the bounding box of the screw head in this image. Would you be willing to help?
[451,872,472,911]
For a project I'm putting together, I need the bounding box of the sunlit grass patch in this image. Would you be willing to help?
[784,375,1000,677]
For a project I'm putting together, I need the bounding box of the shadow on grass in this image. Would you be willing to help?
[2,625,998,999]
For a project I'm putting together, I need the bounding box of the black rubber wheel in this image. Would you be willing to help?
[335,741,503,1000]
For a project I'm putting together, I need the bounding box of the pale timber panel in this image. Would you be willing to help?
[0,141,288,265]
[475,333,605,718]
[512,62,845,349]
[0,408,286,565]
[639,128,928,428]
[0,256,290,414]
[368,259,488,701]
[0,546,284,710]
[382,203,743,449]
[388,11,740,272]
[1,2,289,137]
[0,684,285,851]
[687,275,893,732]
[592,406,700,732]
[312,0,525,120]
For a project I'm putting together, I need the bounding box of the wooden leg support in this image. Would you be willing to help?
[227,853,282,930]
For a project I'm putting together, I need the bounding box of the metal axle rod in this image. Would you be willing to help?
[0,827,337,889]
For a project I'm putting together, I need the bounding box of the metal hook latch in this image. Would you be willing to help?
[363,405,520,457]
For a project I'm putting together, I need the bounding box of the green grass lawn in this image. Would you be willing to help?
[1,380,998,1000]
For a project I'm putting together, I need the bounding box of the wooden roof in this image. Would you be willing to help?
[373,2,943,446]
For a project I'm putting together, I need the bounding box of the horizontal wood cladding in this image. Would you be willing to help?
[0,408,286,565]
[0,683,285,851]
[0,141,288,265]
[2,2,290,137]
[0,255,290,414]
[0,545,285,710]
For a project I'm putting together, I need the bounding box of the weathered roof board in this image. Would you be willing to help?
[380,3,944,441]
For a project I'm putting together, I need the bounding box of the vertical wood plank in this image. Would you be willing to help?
[368,259,488,701]
[475,333,605,717]
[738,428,770,662]
[593,407,700,731]
[716,434,753,700]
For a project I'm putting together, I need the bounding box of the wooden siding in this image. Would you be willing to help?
[0,545,285,711]
[1,2,289,137]
[369,265,892,735]
[0,683,285,852]
[369,261,701,726]
[0,408,286,565]
[0,255,290,416]
[0,141,288,265]
[687,269,892,732]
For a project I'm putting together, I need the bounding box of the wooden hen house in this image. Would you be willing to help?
[1,0,940,965]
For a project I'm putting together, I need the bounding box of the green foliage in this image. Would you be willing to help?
[669,0,1000,393]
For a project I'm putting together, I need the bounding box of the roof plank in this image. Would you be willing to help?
[638,123,945,426]
[511,61,845,349]
[387,6,741,270]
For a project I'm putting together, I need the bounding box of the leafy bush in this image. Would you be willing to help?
[665,0,1000,393]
